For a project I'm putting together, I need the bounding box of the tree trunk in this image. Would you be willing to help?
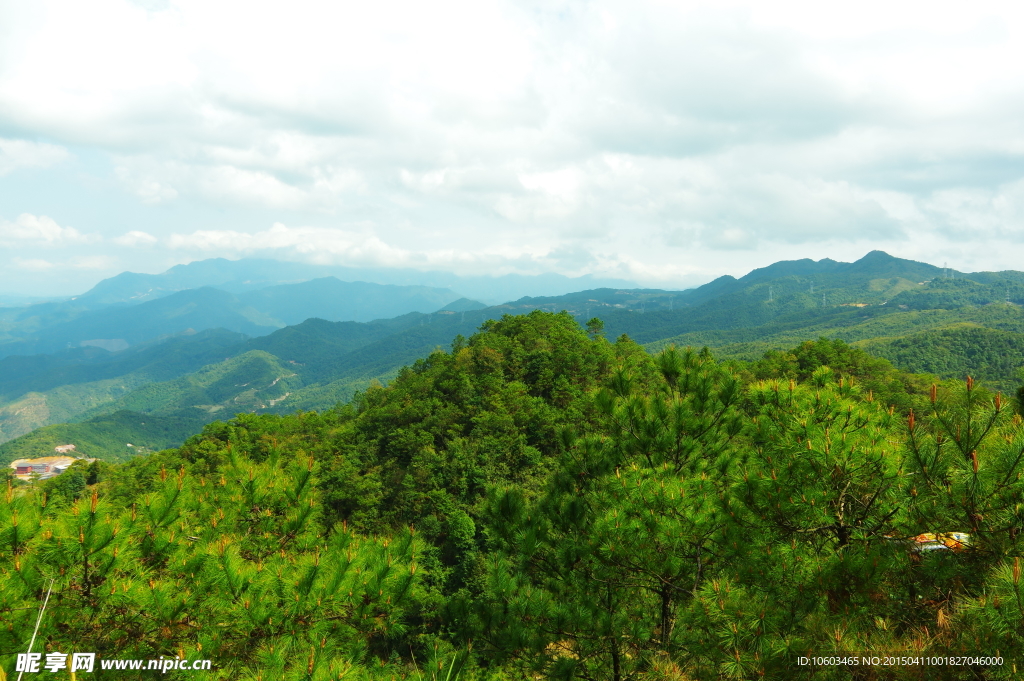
[660,585,674,648]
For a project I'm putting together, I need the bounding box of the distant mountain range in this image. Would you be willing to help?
[0,258,637,358]
[30,257,641,308]
[3,250,1024,465]
[0,278,476,358]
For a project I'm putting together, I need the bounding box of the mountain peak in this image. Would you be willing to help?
[737,256,843,285]
[844,250,942,277]
[856,250,896,263]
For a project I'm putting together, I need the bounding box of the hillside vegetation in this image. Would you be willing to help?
[857,325,1024,391]
[5,250,1024,465]
[0,329,248,443]
[3,311,1023,679]
[0,312,502,457]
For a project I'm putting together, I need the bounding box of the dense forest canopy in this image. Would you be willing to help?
[2,311,1023,679]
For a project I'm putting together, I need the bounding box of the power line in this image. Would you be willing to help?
[18,579,55,681]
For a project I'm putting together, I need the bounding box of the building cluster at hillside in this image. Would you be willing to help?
[8,445,95,481]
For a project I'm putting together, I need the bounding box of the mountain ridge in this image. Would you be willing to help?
[4,249,1024,463]
[56,257,642,307]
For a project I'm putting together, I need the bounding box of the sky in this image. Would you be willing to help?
[1,0,1023,296]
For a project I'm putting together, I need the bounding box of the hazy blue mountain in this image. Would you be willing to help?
[54,257,640,308]
[437,298,489,312]
[0,294,57,306]
[0,258,637,357]
[422,271,640,305]
[0,276,465,360]
[0,288,281,359]
[70,259,343,305]
[237,277,461,324]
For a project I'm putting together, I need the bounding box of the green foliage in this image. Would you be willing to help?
[317,311,621,600]
[75,350,301,417]
[888,276,1024,311]
[0,446,428,680]
[889,381,1024,674]
[0,410,208,466]
[860,325,1024,392]
[38,460,89,506]
[474,346,745,680]
[745,337,935,413]
[4,309,1024,680]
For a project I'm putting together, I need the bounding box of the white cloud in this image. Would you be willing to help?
[112,154,366,209]
[0,214,97,244]
[112,230,159,246]
[114,165,179,203]
[2,0,1024,291]
[0,138,70,176]
[69,255,119,269]
[164,222,584,275]
[166,223,451,268]
[920,179,1024,240]
[13,258,56,272]
[12,255,115,271]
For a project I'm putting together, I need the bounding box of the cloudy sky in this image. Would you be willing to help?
[1,0,1023,296]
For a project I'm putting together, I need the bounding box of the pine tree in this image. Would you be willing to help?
[904,378,1024,666]
[478,347,746,680]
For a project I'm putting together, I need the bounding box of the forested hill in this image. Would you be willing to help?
[5,249,1024,463]
[3,311,1023,679]
[0,312,498,461]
